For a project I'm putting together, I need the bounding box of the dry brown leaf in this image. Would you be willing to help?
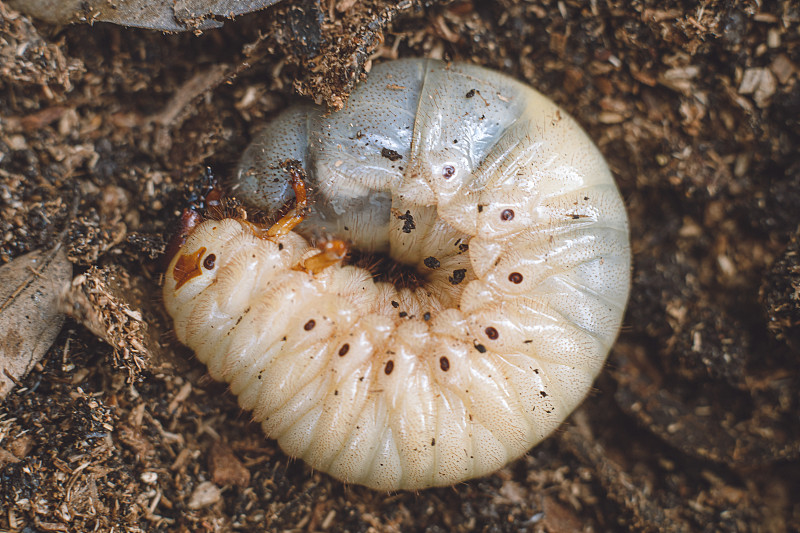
[0,246,72,401]
[6,0,283,31]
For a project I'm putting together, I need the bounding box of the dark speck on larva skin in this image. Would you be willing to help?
[448,269,466,285]
[424,256,440,269]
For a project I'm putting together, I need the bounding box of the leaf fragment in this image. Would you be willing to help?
[6,0,283,31]
[0,247,72,401]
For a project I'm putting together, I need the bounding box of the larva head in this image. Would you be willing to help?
[162,208,203,270]
[163,219,247,311]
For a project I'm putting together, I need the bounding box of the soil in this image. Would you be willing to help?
[1,0,798,531]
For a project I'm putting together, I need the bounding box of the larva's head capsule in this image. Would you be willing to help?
[163,219,246,313]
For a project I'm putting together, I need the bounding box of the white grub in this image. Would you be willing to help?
[163,59,631,490]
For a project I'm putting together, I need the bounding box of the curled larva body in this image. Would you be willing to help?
[164,59,631,490]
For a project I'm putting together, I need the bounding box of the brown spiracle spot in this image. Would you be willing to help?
[501,209,515,221]
[439,356,450,371]
[384,360,394,375]
[508,272,523,284]
[203,253,216,270]
[485,327,499,340]
[338,344,350,356]
[442,165,456,179]
[304,319,316,331]
[173,246,207,290]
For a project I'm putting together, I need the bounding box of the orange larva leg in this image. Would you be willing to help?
[266,160,310,238]
[302,239,348,274]
[265,211,304,238]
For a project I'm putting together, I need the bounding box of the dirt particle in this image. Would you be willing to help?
[381,147,402,161]
[397,210,416,233]
[449,269,467,285]
[424,256,440,269]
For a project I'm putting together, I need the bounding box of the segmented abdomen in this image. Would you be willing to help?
[164,59,630,490]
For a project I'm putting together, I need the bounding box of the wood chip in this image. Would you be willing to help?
[770,54,797,85]
[739,67,777,108]
[188,481,222,509]
[209,441,251,487]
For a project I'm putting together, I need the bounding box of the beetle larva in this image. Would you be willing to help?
[163,59,631,490]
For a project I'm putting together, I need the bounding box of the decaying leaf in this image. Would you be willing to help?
[6,0,283,31]
[0,246,72,401]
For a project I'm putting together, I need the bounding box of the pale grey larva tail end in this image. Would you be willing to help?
[166,59,631,490]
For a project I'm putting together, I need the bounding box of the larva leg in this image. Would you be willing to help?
[266,159,310,238]
[261,161,348,274]
[301,239,348,274]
